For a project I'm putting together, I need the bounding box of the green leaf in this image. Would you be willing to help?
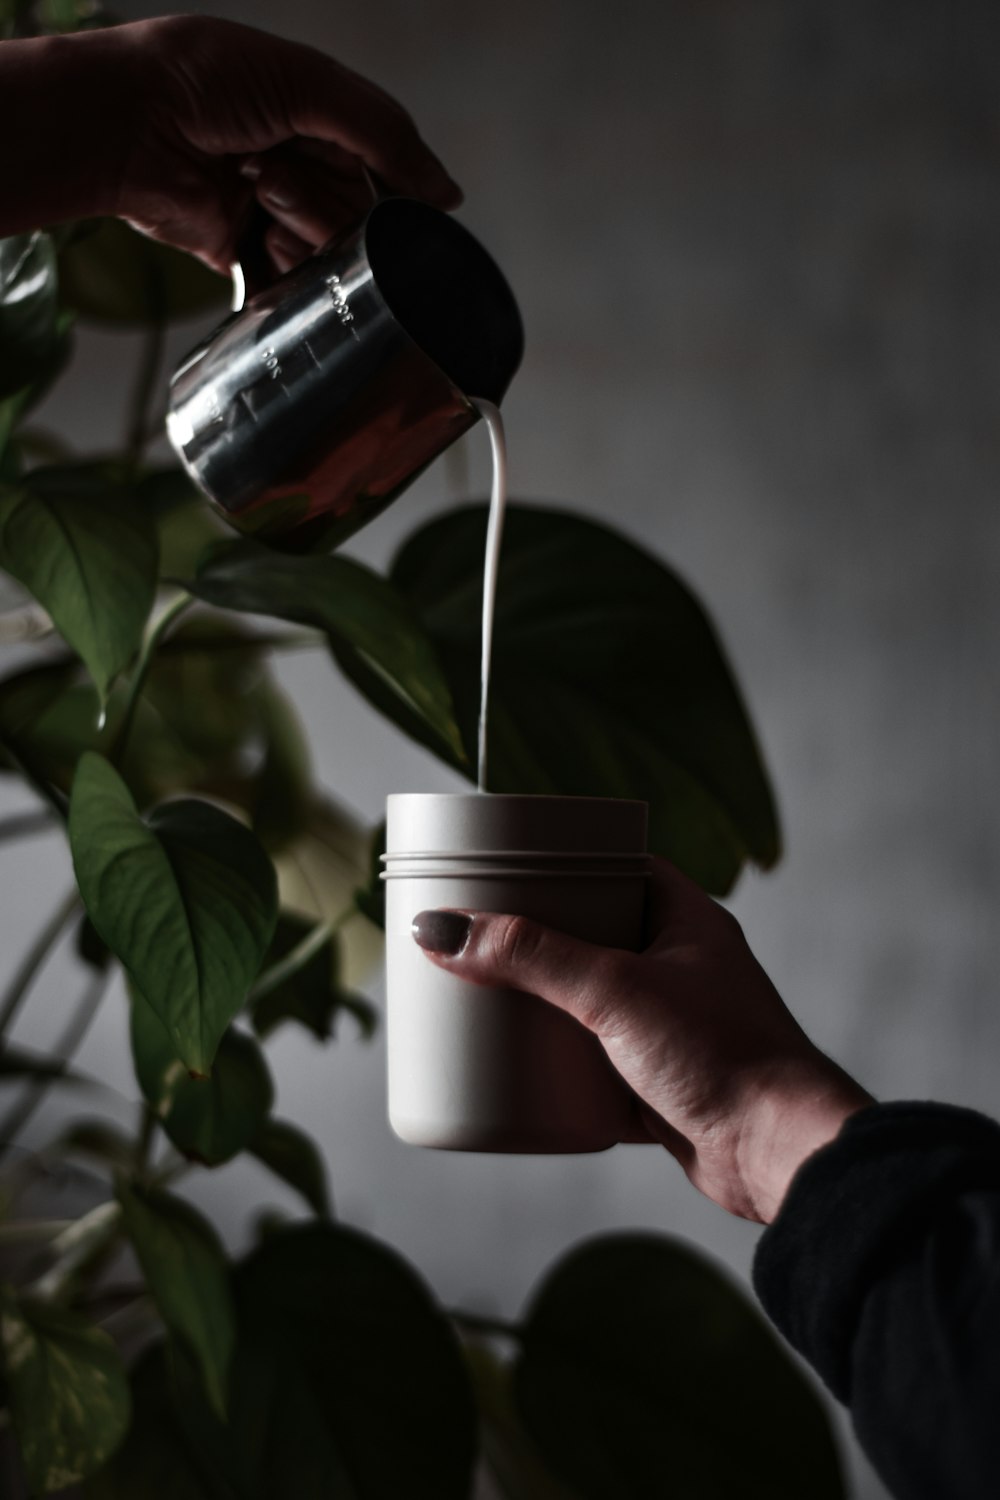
[514,1233,846,1500]
[58,219,227,326]
[0,1283,130,1493]
[140,465,226,580]
[0,466,158,702]
[117,1181,235,1419]
[131,993,273,1165]
[70,753,278,1076]
[190,540,466,767]
[392,504,782,894]
[0,232,65,400]
[272,797,384,991]
[251,912,376,1043]
[249,1117,331,1217]
[228,1222,477,1500]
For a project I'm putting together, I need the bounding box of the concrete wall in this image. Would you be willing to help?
[6,2,1000,1495]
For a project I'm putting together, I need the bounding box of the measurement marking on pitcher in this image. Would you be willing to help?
[473,398,508,793]
[325,273,355,327]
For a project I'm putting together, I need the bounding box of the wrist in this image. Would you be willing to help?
[736,1053,873,1224]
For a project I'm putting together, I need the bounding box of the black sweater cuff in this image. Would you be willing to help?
[751,1100,1000,1403]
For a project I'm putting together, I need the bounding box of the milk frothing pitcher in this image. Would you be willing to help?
[166,198,523,550]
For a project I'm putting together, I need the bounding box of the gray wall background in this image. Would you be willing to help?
[5,2,1000,1496]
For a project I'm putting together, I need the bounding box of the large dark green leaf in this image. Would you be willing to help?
[391,504,781,894]
[250,912,376,1043]
[226,1222,477,1500]
[0,232,67,400]
[131,993,273,1165]
[58,219,227,326]
[190,540,466,767]
[83,1343,215,1500]
[0,466,157,702]
[0,1284,130,1493]
[117,1181,235,1418]
[514,1233,845,1500]
[249,1117,331,1217]
[70,753,278,1076]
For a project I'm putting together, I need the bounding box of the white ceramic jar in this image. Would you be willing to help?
[383,793,650,1153]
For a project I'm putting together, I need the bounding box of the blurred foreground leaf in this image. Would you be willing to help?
[249,1117,331,1217]
[117,1181,235,1418]
[514,1234,845,1500]
[226,1222,477,1499]
[0,1284,130,1493]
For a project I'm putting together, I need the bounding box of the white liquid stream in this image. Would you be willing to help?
[472,398,508,793]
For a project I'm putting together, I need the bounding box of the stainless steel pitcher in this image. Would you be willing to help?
[166,198,523,551]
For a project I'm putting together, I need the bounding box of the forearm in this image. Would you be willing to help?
[0,30,134,234]
[754,1102,1000,1499]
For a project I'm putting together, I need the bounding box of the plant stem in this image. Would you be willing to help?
[0,967,112,1157]
[135,1104,156,1176]
[0,887,80,1039]
[0,809,55,843]
[448,1309,523,1341]
[0,1219,74,1245]
[109,590,194,766]
[125,316,167,469]
[247,917,335,1007]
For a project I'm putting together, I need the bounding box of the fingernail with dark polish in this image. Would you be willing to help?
[412,910,472,956]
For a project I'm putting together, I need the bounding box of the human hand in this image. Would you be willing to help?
[0,16,461,278]
[412,859,872,1223]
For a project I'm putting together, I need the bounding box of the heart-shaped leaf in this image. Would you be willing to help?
[70,753,277,1076]
[117,1181,235,1419]
[389,504,781,894]
[190,540,466,767]
[250,912,376,1043]
[0,466,157,702]
[58,219,227,326]
[0,1284,130,1493]
[227,1222,477,1500]
[131,991,273,1164]
[249,1117,331,1217]
[514,1233,845,1500]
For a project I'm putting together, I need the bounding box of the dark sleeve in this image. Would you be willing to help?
[752,1101,1000,1500]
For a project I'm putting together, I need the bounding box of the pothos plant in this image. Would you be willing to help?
[0,20,847,1500]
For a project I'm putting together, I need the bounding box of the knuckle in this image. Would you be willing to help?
[488,914,543,974]
[575,952,636,1037]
